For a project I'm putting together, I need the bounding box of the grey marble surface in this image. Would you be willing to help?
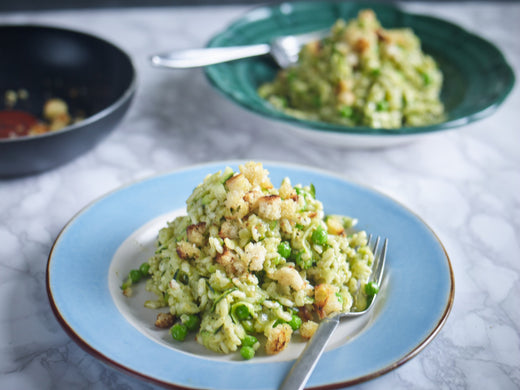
[0,2,519,389]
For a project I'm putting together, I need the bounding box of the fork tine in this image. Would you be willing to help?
[366,234,387,291]
[372,237,388,289]
[372,236,381,257]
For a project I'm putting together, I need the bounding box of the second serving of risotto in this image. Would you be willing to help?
[123,162,377,359]
[258,9,444,129]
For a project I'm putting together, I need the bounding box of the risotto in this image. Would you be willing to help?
[123,162,376,359]
[258,9,444,129]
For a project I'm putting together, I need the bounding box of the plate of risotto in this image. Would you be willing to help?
[47,161,454,389]
[205,2,514,147]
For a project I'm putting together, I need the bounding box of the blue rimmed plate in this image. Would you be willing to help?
[47,161,454,389]
[205,1,515,148]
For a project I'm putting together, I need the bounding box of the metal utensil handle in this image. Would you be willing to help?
[279,315,340,390]
[150,44,270,68]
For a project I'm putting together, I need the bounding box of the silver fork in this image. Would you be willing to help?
[150,29,328,69]
[279,235,388,390]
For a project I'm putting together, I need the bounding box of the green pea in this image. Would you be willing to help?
[422,72,432,85]
[171,323,188,341]
[240,346,255,360]
[235,305,251,320]
[129,269,142,283]
[242,334,258,347]
[139,262,150,275]
[294,251,313,269]
[287,69,297,83]
[351,110,362,123]
[288,314,302,331]
[311,226,328,245]
[272,256,282,266]
[339,106,353,118]
[183,314,200,331]
[277,241,292,259]
[376,100,389,112]
[365,281,379,296]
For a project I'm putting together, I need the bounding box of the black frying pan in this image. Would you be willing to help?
[0,25,136,177]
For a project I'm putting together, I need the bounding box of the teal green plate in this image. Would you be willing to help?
[205,1,515,147]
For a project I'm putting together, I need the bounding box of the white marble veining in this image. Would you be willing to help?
[1,2,519,389]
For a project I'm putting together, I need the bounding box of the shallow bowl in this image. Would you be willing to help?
[205,1,515,148]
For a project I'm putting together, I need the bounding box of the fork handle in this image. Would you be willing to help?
[279,315,340,390]
[150,44,270,68]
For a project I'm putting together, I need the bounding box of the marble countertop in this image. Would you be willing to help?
[1,2,519,389]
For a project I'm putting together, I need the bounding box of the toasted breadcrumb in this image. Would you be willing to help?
[219,220,239,239]
[240,161,273,190]
[176,241,201,260]
[271,266,305,291]
[155,312,175,328]
[326,216,345,236]
[187,222,206,246]
[258,195,282,220]
[225,190,249,219]
[225,173,251,193]
[243,189,263,211]
[279,177,298,200]
[300,320,319,339]
[314,284,342,319]
[216,247,246,276]
[265,323,293,355]
[243,242,267,271]
[281,199,298,220]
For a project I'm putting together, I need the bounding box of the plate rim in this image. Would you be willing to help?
[204,1,515,138]
[46,160,455,389]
